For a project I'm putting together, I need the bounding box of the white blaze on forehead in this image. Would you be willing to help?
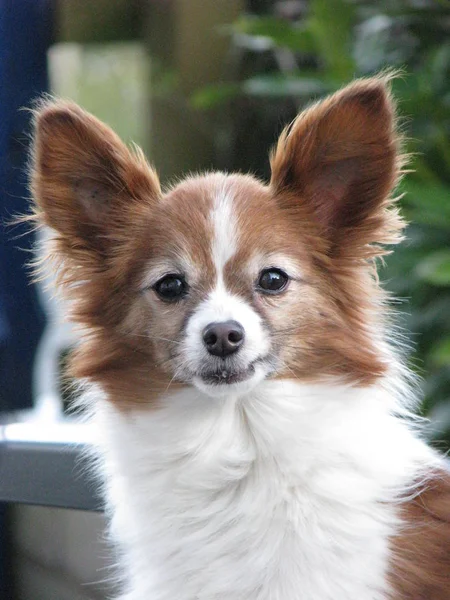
[210,181,238,277]
[180,180,271,394]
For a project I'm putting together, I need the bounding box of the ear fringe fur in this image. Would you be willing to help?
[269,72,410,259]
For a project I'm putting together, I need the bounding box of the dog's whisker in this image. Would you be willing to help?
[164,373,179,395]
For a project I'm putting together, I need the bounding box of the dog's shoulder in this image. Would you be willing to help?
[390,463,450,599]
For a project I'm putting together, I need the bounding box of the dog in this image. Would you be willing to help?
[29,76,450,599]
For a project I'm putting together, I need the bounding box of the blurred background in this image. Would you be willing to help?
[0,0,449,598]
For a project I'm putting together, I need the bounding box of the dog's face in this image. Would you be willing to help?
[125,173,322,398]
[31,77,404,405]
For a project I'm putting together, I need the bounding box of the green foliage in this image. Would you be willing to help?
[308,0,355,80]
[416,250,450,287]
[194,0,450,443]
[228,16,317,53]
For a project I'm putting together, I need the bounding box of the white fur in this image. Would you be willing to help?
[211,183,238,275]
[181,285,270,394]
[89,378,438,600]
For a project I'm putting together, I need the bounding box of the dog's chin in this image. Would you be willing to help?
[192,361,269,399]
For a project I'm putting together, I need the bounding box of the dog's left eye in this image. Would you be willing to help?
[153,275,188,302]
[257,268,289,294]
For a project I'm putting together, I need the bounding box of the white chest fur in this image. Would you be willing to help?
[93,380,434,600]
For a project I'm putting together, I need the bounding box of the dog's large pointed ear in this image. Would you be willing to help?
[270,76,404,257]
[31,100,161,251]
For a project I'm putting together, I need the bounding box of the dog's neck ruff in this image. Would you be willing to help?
[90,379,435,600]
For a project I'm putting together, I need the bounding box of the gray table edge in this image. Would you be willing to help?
[0,421,103,511]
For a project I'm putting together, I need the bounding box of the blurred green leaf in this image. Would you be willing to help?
[416,250,450,286]
[429,43,450,92]
[308,0,356,80]
[191,83,241,109]
[402,180,450,229]
[430,338,450,368]
[242,75,331,98]
[230,16,317,53]
[191,76,333,109]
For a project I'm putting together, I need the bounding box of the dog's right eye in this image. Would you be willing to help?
[257,268,289,294]
[153,275,188,302]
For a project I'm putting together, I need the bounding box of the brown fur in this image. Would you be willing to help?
[389,468,450,599]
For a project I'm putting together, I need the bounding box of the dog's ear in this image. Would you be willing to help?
[270,76,404,258]
[31,100,160,254]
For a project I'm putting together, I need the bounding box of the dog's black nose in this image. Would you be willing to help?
[202,320,245,357]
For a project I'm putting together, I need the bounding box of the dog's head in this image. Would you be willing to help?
[30,77,404,405]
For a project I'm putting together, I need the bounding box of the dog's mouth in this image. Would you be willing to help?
[200,363,256,386]
[196,356,275,388]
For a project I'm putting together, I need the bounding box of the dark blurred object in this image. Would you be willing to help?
[0,0,51,412]
[57,0,142,43]
[0,0,53,596]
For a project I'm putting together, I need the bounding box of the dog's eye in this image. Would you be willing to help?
[257,269,289,294]
[153,275,187,302]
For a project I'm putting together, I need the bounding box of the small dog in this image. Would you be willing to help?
[30,76,450,599]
